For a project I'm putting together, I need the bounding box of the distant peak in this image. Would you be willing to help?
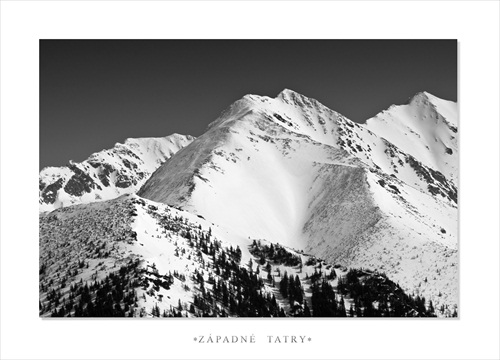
[277,88,301,99]
[408,91,446,104]
[278,88,295,95]
[408,91,429,102]
[276,88,314,106]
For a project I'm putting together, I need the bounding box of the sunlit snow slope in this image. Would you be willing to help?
[39,134,194,212]
[139,89,458,308]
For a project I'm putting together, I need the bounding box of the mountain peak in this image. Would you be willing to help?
[408,90,454,106]
[277,88,297,96]
[276,88,303,101]
[405,91,430,104]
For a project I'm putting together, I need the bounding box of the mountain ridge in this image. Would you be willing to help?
[39,133,195,212]
[137,89,458,309]
[39,89,458,317]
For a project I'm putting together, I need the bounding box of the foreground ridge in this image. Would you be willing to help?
[40,195,451,317]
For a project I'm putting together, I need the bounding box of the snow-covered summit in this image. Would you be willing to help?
[276,88,307,102]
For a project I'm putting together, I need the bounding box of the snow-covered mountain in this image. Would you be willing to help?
[39,89,458,317]
[39,134,194,212]
[138,89,458,310]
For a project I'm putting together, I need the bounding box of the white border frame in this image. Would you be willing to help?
[1,1,499,359]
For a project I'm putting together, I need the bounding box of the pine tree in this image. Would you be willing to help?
[337,296,347,317]
[355,299,362,317]
[303,301,311,317]
[152,303,160,317]
[280,272,288,298]
[428,300,435,316]
[329,269,337,280]
[294,275,303,303]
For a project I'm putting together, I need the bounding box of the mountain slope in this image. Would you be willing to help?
[39,194,444,317]
[39,134,194,212]
[138,89,458,310]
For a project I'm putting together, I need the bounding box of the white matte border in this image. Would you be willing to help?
[1,1,499,359]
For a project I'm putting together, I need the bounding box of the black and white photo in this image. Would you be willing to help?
[39,40,458,318]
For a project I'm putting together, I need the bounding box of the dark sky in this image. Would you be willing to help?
[40,40,457,169]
